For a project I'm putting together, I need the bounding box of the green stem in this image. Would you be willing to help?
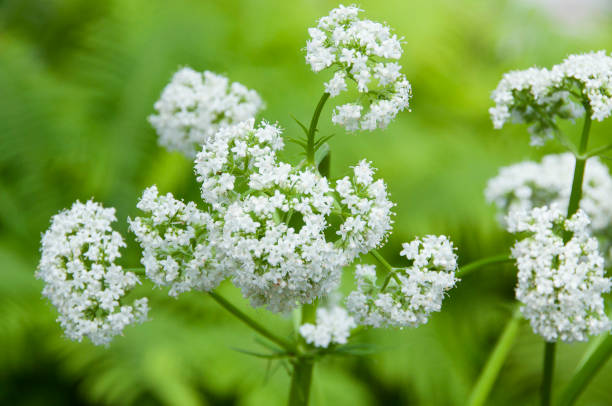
[209,292,295,354]
[370,249,401,290]
[542,342,556,406]
[557,334,612,406]
[467,306,522,406]
[370,249,393,273]
[586,142,612,158]
[566,113,591,218]
[457,255,513,277]
[287,302,318,406]
[306,93,330,166]
[288,358,314,406]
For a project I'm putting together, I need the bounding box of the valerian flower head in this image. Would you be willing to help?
[508,206,611,342]
[37,201,148,346]
[486,153,612,260]
[192,119,392,312]
[129,186,227,296]
[299,306,356,348]
[490,51,612,146]
[347,236,458,328]
[149,67,264,158]
[305,5,412,131]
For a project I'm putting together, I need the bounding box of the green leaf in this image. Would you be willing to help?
[290,114,309,136]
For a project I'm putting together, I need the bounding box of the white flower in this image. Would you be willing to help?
[347,236,458,328]
[129,186,226,296]
[508,206,611,342]
[485,153,612,261]
[149,67,264,157]
[299,306,356,348]
[306,5,412,131]
[37,200,149,346]
[490,51,612,145]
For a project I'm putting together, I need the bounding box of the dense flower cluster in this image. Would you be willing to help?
[149,67,264,157]
[508,206,611,342]
[129,186,226,296]
[37,201,148,346]
[299,306,356,348]
[489,51,612,145]
[347,236,458,328]
[486,153,612,259]
[305,5,412,131]
[131,119,394,312]
[335,160,395,257]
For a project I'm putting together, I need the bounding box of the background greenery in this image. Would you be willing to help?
[1,0,612,404]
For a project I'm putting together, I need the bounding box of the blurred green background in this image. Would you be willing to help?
[2,0,612,405]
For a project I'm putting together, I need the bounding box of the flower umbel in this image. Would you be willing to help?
[37,201,149,346]
[149,67,264,157]
[489,51,612,145]
[508,206,611,342]
[305,5,412,131]
[347,236,458,328]
[129,186,226,296]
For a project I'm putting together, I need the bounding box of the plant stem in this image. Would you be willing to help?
[306,93,330,166]
[566,112,591,218]
[558,334,612,406]
[288,302,317,406]
[467,306,522,406]
[208,291,295,354]
[370,249,393,272]
[586,142,612,158]
[288,357,314,406]
[542,342,556,406]
[457,255,513,277]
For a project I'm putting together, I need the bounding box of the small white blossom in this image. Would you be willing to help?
[37,201,149,346]
[508,206,611,342]
[306,5,412,131]
[490,51,612,145]
[347,236,458,328]
[299,306,356,348]
[149,67,264,157]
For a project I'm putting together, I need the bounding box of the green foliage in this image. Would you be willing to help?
[2,0,612,405]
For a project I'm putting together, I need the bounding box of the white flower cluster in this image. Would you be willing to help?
[299,306,356,348]
[347,236,458,328]
[305,5,412,131]
[335,160,395,258]
[129,186,226,297]
[508,206,611,342]
[485,153,612,259]
[149,67,264,157]
[490,51,612,145]
[37,201,148,346]
[132,119,394,312]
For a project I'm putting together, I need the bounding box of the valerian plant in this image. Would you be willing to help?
[468,51,612,406]
[34,5,612,406]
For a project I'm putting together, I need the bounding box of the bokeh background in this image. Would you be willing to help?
[2,0,612,405]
